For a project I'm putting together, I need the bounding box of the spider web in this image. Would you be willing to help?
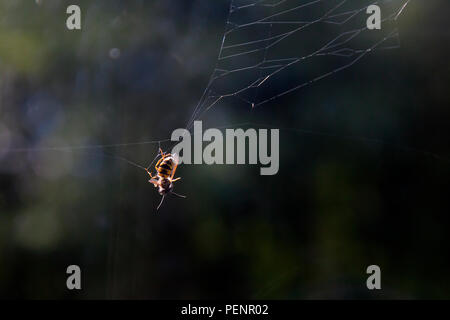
[3,0,413,170]
[184,0,410,133]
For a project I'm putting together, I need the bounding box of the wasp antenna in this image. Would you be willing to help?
[172,192,186,199]
[157,195,165,210]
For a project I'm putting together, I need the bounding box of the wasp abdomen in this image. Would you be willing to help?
[157,158,174,178]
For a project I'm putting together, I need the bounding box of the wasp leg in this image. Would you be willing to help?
[171,192,186,198]
[157,195,165,210]
[171,177,181,182]
[149,178,159,187]
[146,169,155,179]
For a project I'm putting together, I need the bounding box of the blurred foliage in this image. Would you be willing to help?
[0,0,450,299]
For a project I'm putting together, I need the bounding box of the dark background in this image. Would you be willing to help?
[0,0,449,299]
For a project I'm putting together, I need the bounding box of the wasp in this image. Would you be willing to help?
[146,148,186,210]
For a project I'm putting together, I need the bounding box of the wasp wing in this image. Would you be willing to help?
[170,153,180,180]
[172,153,180,165]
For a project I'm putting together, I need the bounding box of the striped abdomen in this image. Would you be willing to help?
[156,157,174,179]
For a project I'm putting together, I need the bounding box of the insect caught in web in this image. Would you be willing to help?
[2,0,413,212]
[146,148,186,210]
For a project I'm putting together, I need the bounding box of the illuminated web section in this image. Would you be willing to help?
[3,0,413,168]
[186,0,409,129]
